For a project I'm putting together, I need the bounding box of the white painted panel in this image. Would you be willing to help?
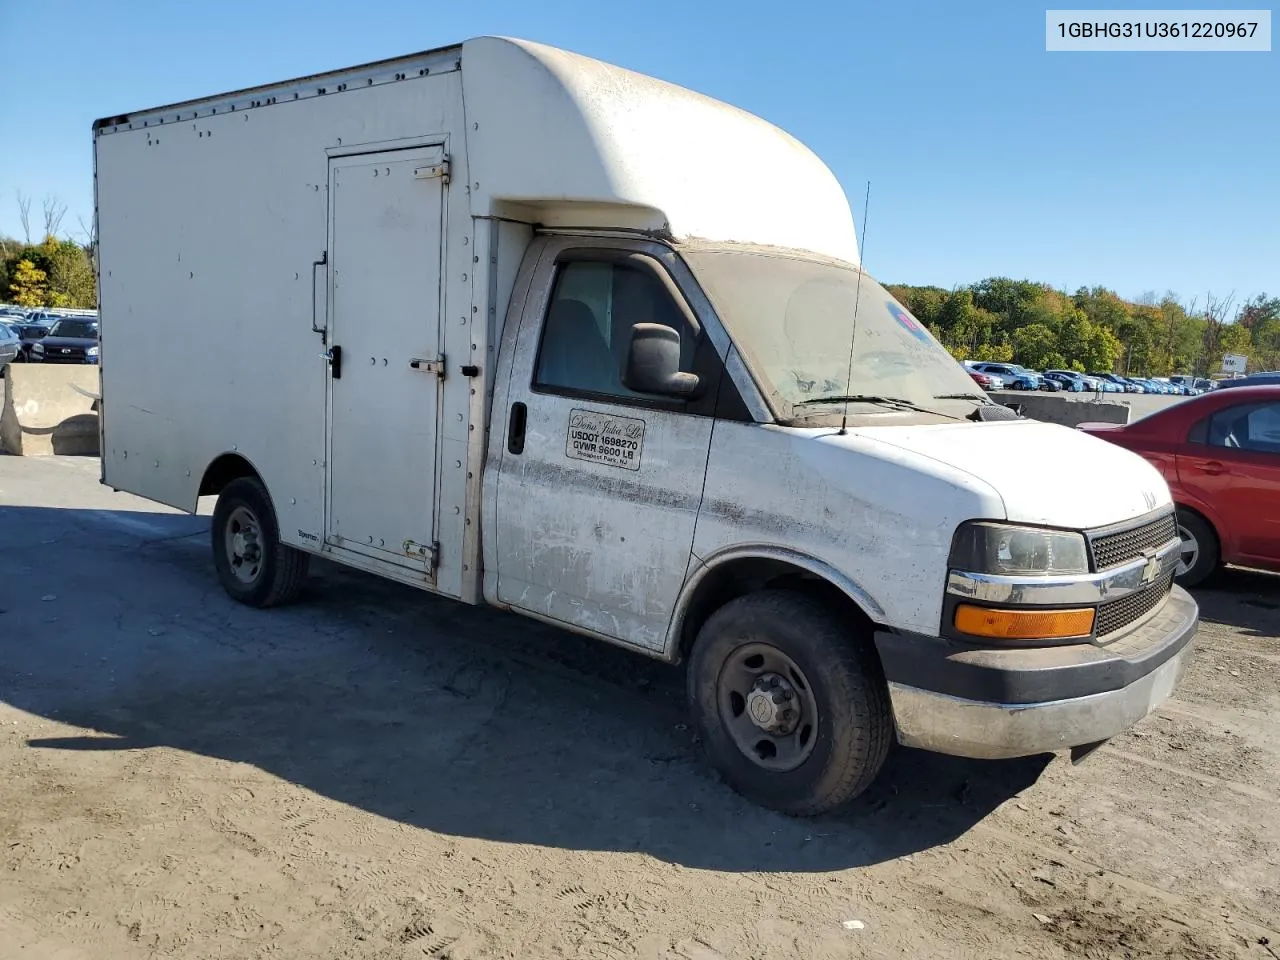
[498,391,711,651]
[691,422,1005,638]
[325,149,444,571]
[95,69,475,598]
[460,37,859,264]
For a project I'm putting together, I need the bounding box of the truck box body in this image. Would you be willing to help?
[94,36,856,604]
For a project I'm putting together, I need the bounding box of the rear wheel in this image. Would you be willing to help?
[211,477,309,607]
[1174,508,1219,588]
[687,590,893,816]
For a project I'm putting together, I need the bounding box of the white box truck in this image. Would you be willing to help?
[93,37,1197,814]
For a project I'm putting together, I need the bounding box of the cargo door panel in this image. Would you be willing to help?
[324,146,447,576]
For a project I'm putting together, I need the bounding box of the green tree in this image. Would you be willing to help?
[1237,294,1279,331]
[1083,325,1122,372]
[47,239,96,308]
[971,277,1046,327]
[1251,315,1280,371]
[1010,323,1066,370]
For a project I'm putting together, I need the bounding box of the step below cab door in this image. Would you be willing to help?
[493,237,737,652]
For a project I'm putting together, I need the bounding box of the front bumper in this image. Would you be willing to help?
[874,585,1198,759]
[30,353,95,364]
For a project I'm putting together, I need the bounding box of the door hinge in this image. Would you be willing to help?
[413,156,450,184]
[402,539,439,568]
[409,354,445,378]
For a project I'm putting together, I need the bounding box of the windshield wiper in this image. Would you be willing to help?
[795,394,935,413]
[933,392,989,401]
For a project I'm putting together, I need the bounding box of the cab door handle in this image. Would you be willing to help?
[1202,460,1225,476]
[507,402,527,455]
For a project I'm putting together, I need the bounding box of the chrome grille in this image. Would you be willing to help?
[1095,571,1175,640]
[1090,513,1177,570]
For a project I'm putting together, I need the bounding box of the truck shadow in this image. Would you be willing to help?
[2,504,1053,873]
[1192,567,1280,639]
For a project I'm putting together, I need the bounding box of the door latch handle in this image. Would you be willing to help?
[409,355,446,378]
[321,345,342,379]
[507,402,527,455]
[1202,461,1225,476]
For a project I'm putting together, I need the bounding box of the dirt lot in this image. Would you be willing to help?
[1,455,1277,960]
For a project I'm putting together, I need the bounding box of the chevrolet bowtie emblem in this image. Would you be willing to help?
[1140,554,1161,585]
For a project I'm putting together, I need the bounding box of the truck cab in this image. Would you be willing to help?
[93,36,1198,815]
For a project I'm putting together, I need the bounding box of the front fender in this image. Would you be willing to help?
[663,543,886,660]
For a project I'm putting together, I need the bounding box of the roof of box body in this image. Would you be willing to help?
[94,37,859,264]
[459,38,859,264]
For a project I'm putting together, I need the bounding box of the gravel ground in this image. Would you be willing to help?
[1,455,1277,960]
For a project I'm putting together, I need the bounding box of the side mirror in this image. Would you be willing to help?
[623,323,700,397]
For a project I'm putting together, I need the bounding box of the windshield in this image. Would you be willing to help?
[50,319,98,339]
[680,246,980,419]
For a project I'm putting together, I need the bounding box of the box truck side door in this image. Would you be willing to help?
[493,241,722,652]
[324,147,447,576]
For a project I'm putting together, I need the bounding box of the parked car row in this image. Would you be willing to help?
[963,361,1063,392]
[957,356,1218,398]
[0,306,99,366]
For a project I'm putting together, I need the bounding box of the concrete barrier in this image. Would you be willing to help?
[990,391,1131,426]
[0,364,101,456]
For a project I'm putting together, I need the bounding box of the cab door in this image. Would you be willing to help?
[1179,399,1280,563]
[492,239,731,652]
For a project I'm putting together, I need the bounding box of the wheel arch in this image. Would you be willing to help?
[198,451,265,499]
[1174,501,1225,557]
[665,546,886,664]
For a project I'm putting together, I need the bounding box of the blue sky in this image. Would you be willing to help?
[1,1,1275,303]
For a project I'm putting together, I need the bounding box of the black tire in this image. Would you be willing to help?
[211,476,309,607]
[686,590,893,816]
[1174,507,1220,588]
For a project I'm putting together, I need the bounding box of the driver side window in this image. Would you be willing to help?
[533,259,698,402]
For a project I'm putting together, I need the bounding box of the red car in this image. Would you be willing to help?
[1079,385,1280,586]
[968,371,998,391]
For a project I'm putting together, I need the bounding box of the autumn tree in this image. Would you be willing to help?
[9,259,48,307]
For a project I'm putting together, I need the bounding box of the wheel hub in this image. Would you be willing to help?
[231,530,260,563]
[224,505,264,584]
[745,673,799,735]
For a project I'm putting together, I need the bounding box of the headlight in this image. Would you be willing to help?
[32,342,44,352]
[949,522,1088,576]
[87,345,99,357]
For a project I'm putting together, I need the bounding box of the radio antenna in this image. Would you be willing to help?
[839,180,871,436]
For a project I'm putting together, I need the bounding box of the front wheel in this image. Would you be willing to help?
[1174,508,1219,588]
[687,590,893,816]
[211,476,310,607]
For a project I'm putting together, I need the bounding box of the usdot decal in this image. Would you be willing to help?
[565,408,646,471]
[887,301,932,343]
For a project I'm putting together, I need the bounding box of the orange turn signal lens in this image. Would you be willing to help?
[954,604,1095,640]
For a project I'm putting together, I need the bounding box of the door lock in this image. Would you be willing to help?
[321,345,342,379]
[410,354,446,378]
